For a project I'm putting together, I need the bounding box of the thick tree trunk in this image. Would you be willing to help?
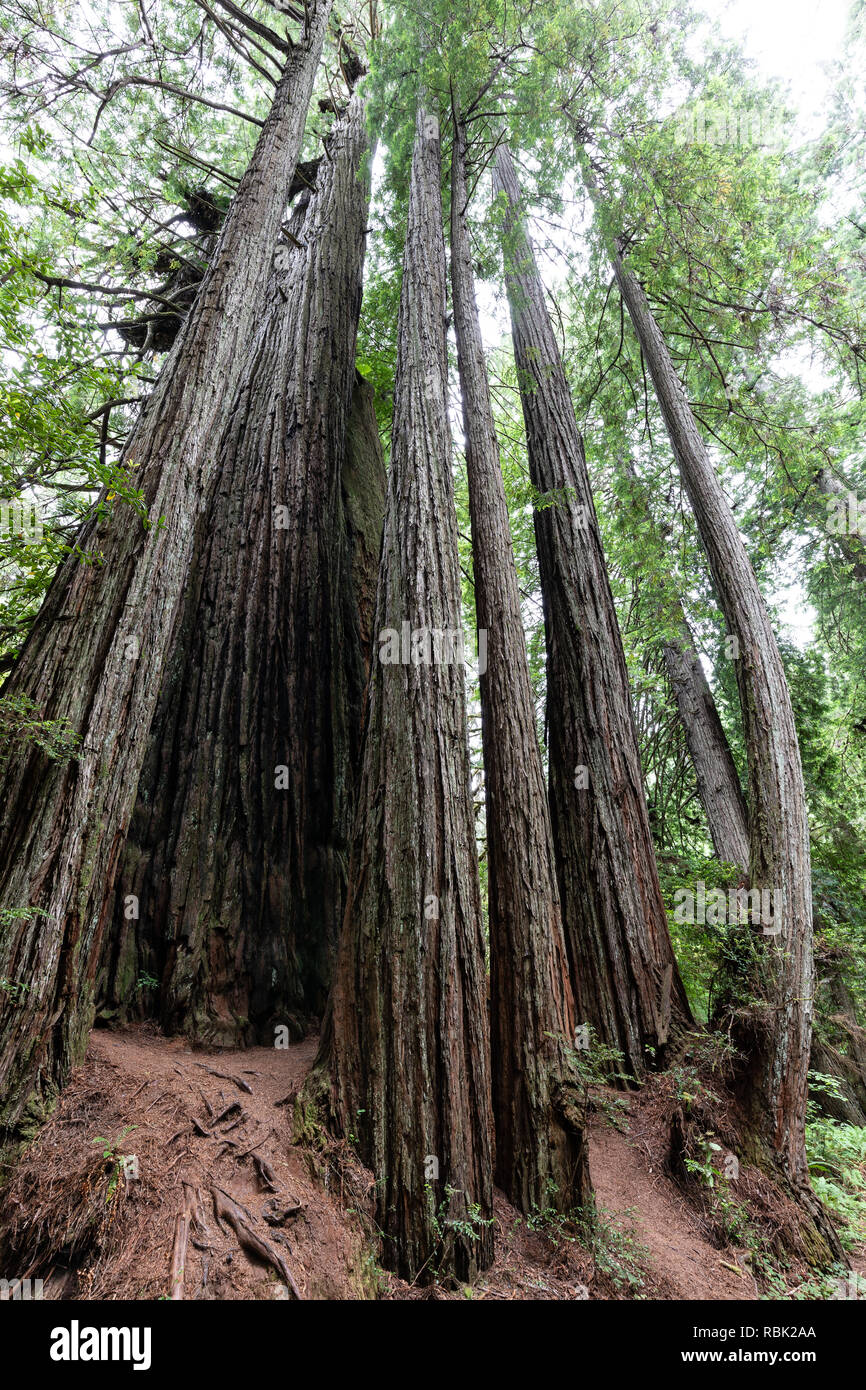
[97,95,380,1045]
[326,107,494,1282]
[493,146,691,1082]
[606,224,828,1220]
[0,0,334,1138]
[450,112,591,1215]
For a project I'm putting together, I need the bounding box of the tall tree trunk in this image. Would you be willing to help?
[621,458,750,870]
[100,370,385,1036]
[598,195,838,1250]
[0,0,334,1139]
[493,146,691,1082]
[625,467,865,1126]
[97,95,380,1045]
[325,107,494,1282]
[450,109,590,1214]
[660,616,750,870]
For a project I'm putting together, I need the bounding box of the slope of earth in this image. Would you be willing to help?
[588,1110,752,1300]
[0,1026,851,1300]
[0,1026,372,1300]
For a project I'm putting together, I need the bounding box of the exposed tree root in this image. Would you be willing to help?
[211,1186,302,1299]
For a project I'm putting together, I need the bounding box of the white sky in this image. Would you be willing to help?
[716,0,850,110]
[712,0,853,645]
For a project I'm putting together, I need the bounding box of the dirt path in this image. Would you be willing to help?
[589,1117,754,1300]
[1,1025,770,1300]
[86,1025,317,1108]
[0,1025,376,1301]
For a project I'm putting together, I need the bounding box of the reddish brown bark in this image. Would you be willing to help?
[620,459,749,870]
[98,95,381,1044]
[494,146,691,1082]
[611,250,813,1170]
[661,616,750,871]
[326,107,494,1282]
[599,199,838,1252]
[450,109,590,1214]
[0,1,334,1138]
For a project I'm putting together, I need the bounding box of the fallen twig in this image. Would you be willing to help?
[195,1065,253,1094]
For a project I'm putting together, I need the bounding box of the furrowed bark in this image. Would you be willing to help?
[626,431,863,1134]
[621,459,749,870]
[450,109,590,1214]
[326,107,494,1282]
[0,0,334,1139]
[661,617,750,871]
[98,95,380,1045]
[493,146,691,1082]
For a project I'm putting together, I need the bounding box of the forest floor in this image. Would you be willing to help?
[589,1105,750,1299]
[0,1025,855,1300]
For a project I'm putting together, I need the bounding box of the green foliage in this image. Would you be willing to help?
[574,1202,648,1293]
[0,975,30,1002]
[562,1027,633,1127]
[658,853,744,1021]
[670,1030,739,1100]
[3,4,866,1297]
[423,1181,495,1279]
[805,1113,866,1251]
[92,1125,136,1203]
[0,693,80,764]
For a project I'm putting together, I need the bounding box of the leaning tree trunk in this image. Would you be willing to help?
[599,200,840,1254]
[661,616,750,870]
[493,146,691,1083]
[621,458,750,870]
[450,110,590,1215]
[323,107,494,1283]
[97,96,381,1045]
[624,466,865,1124]
[0,0,334,1140]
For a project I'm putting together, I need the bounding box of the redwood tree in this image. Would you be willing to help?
[599,198,839,1249]
[98,94,382,1045]
[493,145,691,1081]
[660,614,750,871]
[619,462,750,871]
[326,106,494,1282]
[450,108,590,1214]
[0,0,334,1138]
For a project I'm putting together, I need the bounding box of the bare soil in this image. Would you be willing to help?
[0,1026,852,1301]
[588,1114,752,1300]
